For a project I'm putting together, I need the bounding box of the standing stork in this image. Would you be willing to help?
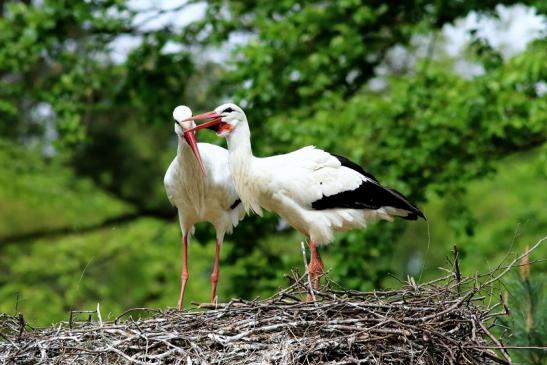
[164,105,244,309]
[183,103,425,296]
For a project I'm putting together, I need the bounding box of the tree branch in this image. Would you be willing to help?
[0,209,176,247]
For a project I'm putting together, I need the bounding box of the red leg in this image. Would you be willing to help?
[210,238,221,303]
[308,239,324,289]
[177,233,189,310]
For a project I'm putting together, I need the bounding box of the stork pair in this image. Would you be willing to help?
[165,104,424,309]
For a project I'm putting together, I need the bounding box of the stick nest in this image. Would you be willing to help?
[0,270,514,365]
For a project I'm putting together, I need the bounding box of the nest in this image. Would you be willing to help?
[0,266,516,365]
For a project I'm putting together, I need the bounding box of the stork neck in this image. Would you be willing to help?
[174,135,207,213]
[226,118,262,214]
[176,136,190,156]
[226,120,253,160]
[176,136,201,170]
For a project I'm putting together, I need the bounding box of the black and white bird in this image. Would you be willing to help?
[164,105,245,309]
[182,103,425,296]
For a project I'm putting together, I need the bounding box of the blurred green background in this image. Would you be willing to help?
[0,1,545,361]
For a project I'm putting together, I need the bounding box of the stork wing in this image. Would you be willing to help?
[259,146,423,219]
[163,158,179,207]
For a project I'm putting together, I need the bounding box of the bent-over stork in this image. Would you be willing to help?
[164,105,245,309]
[183,103,425,297]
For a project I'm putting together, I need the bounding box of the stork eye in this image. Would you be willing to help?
[222,107,234,113]
[174,119,182,127]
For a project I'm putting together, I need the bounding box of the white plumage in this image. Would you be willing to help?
[164,143,243,236]
[164,105,244,309]
[184,103,424,297]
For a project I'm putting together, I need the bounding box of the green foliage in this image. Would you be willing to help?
[0,139,132,238]
[0,217,216,325]
[187,0,543,120]
[0,0,132,145]
[500,271,546,365]
[392,148,547,283]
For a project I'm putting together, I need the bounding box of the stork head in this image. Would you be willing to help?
[181,103,246,138]
[173,105,193,133]
[172,105,206,175]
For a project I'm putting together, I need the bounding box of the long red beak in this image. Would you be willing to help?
[183,130,207,176]
[181,111,221,123]
[180,111,222,176]
[182,111,222,134]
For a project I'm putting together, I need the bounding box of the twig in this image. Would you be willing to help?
[453,245,461,294]
[482,235,546,287]
[114,308,160,324]
[477,318,512,364]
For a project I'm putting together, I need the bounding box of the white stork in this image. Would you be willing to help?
[182,103,425,296]
[164,105,245,309]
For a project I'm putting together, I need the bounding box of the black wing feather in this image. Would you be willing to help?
[311,155,425,220]
[330,153,379,182]
[229,198,241,210]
